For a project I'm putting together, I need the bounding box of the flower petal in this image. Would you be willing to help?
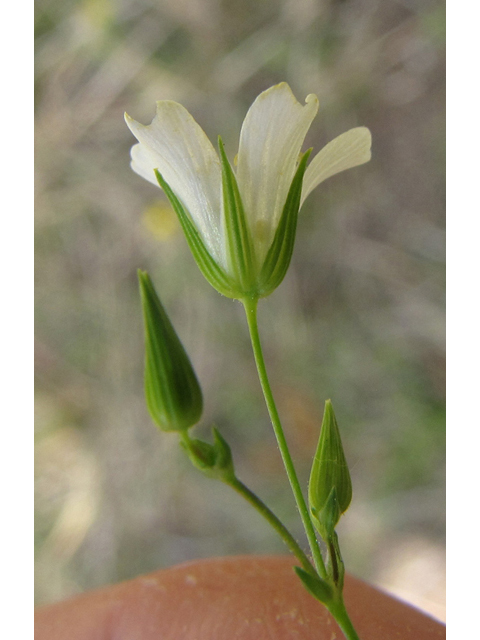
[125,103,225,266]
[236,83,319,260]
[129,142,163,186]
[301,127,372,205]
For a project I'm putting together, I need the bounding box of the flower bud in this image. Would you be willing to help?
[308,400,352,538]
[138,270,203,431]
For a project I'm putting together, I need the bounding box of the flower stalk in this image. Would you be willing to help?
[226,475,317,577]
[242,296,327,580]
[180,427,316,576]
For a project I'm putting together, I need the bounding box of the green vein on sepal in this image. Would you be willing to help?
[258,149,312,297]
[218,136,255,293]
[154,170,237,298]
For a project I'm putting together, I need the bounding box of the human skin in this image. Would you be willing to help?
[35,555,446,640]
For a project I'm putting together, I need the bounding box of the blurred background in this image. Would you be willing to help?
[35,0,445,621]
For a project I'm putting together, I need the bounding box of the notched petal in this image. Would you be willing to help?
[236,83,319,263]
[125,103,225,267]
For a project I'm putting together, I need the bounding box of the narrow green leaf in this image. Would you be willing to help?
[294,566,333,604]
[138,270,203,432]
[258,149,312,296]
[154,170,237,298]
[218,137,255,293]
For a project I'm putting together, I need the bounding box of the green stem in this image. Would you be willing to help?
[242,296,327,579]
[328,598,361,640]
[227,476,316,576]
[178,429,316,576]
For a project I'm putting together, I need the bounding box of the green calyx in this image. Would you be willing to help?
[138,270,203,432]
[155,148,312,301]
[308,400,352,539]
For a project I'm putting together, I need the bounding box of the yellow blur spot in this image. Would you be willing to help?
[142,201,180,241]
[79,0,113,28]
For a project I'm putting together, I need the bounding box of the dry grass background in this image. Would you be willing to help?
[35,0,445,621]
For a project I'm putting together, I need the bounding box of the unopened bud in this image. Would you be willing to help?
[138,270,203,432]
[308,400,352,538]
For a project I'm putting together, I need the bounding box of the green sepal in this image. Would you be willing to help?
[308,400,352,538]
[154,170,237,298]
[312,487,341,540]
[218,137,255,294]
[294,566,333,604]
[138,270,203,432]
[257,149,312,297]
[181,427,235,483]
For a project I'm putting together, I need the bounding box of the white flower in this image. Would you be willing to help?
[125,83,371,297]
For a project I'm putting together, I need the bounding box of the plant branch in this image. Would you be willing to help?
[242,296,327,579]
[227,476,316,576]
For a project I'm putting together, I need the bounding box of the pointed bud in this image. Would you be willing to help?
[138,270,203,431]
[308,400,352,538]
[181,428,235,482]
